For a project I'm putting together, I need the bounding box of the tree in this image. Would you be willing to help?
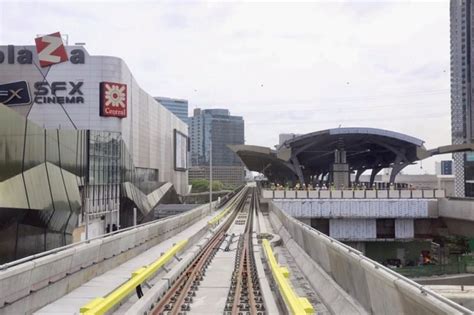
[190,179,225,193]
[190,179,209,193]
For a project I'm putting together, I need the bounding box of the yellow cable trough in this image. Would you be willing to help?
[80,239,188,315]
[262,239,314,315]
[207,189,245,226]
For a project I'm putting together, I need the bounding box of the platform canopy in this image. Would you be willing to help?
[229,127,474,186]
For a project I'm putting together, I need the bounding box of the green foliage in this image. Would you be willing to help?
[190,179,209,193]
[212,180,224,191]
[190,179,224,193]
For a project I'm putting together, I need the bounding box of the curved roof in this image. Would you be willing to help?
[228,145,295,181]
[278,127,426,173]
[232,127,474,183]
[283,128,424,148]
[232,128,432,179]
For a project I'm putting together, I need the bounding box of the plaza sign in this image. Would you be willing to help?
[0,45,85,65]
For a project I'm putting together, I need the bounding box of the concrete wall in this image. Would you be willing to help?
[439,198,474,237]
[439,198,474,221]
[0,203,213,314]
[273,198,439,218]
[269,201,470,314]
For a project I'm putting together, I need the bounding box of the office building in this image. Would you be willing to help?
[450,0,474,196]
[188,108,245,186]
[435,160,454,175]
[154,96,189,124]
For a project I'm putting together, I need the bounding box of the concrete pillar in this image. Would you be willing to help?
[331,149,349,189]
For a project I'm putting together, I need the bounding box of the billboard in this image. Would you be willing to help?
[0,81,31,106]
[100,82,127,118]
[174,129,188,171]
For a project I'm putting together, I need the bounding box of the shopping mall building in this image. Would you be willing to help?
[0,43,188,262]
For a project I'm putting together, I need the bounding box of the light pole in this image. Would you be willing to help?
[209,139,213,211]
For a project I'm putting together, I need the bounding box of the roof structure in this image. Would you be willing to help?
[230,127,474,185]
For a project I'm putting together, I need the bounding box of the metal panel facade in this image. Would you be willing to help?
[329,219,376,240]
[273,199,435,218]
[0,45,187,195]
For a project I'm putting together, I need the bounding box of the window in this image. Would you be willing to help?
[376,219,395,239]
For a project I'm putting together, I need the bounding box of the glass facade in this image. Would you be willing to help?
[85,131,121,219]
[189,108,245,166]
[0,105,87,261]
[0,104,168,262]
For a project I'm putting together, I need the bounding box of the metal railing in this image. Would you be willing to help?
[80,240,188,315]
[262,189,446,199]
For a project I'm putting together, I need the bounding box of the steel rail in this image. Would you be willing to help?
[149,187,250,315]
[227,188,264,315]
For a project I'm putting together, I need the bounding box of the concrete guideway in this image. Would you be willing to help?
[143,186,275,314]
[127,185,320,315]
[1,183,471,315]
[0,199,221,315]
[34,207,219,315]
[268,200,473,314]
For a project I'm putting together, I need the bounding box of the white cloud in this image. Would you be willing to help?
[0,0,451,173]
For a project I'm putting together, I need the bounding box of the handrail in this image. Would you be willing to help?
[208,188,246,225]
[80,240,188,315]
[262,239,314,315]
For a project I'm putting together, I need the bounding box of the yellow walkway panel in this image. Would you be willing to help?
[262,239,314,315]
[80,239,188,315]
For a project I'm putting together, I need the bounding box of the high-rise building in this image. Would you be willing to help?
[435,160,454,176]
[188,108,245,186]
[450,0,474,196]
[154,97,189,124]
[189,108,244,166]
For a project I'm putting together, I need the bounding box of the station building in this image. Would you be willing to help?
[233,128,474,265]
[0,43,188,262]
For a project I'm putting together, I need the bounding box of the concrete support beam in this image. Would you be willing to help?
[355,169,365,184]
[290,155,305,185]
[369,167,383,188]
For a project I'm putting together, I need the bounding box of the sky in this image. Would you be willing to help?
[0,0,451,174]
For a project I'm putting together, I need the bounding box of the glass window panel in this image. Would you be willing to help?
[23,122,45,173]
[23,163,53,212]
[46,130,60,166]
[0,172,29,209]
[46,163,71,232]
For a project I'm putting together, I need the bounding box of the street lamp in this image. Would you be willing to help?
[209,139,213,211]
